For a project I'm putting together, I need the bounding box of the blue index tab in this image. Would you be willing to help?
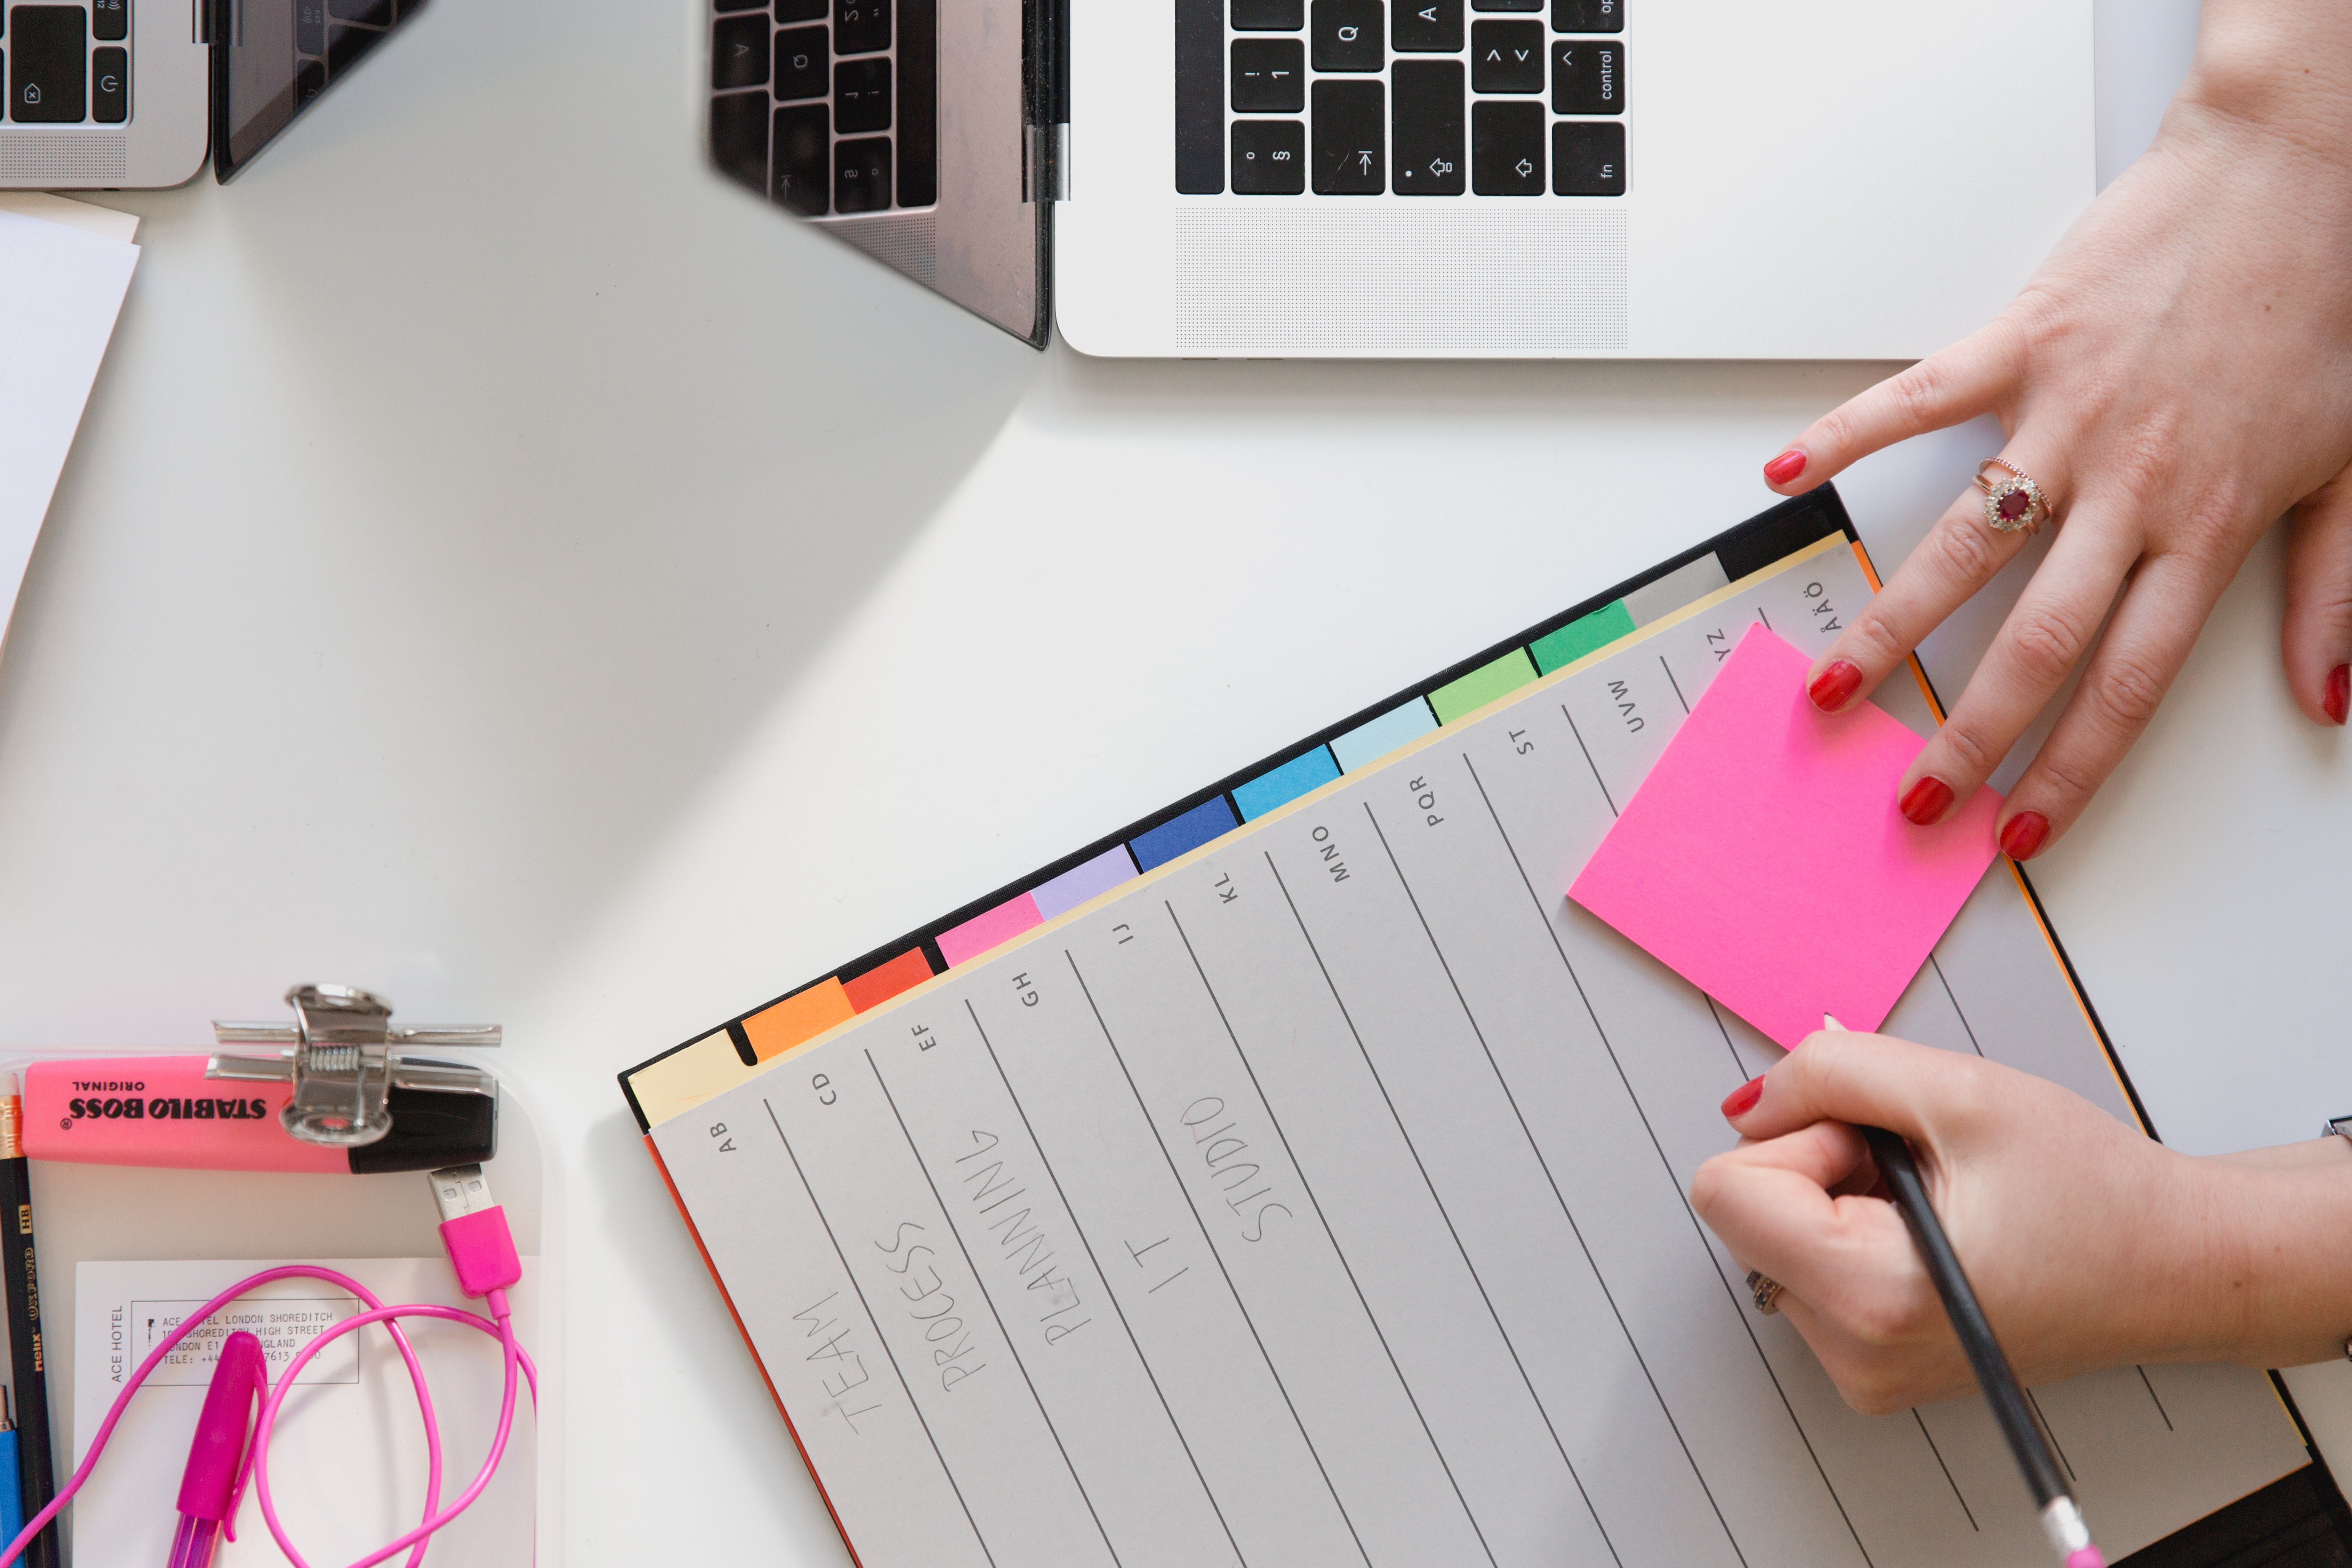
[1330,699,1438,773]
[1129,795,1240,870]
[1233,747,1340,821]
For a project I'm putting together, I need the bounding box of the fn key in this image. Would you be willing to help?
[1552,121,1624,195]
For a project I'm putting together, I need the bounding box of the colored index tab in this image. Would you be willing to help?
[1234,747,1340,820]
[1033,844,1138,919]
[1532,601,1634,674]
[939,892,1044,968]
[1429,649,1537,724]
[742,978,856,1060]
[1568,625,2001,1049]
[1331,699,1437,772]
[1129,795,1239,870]
[843,947,935,1012]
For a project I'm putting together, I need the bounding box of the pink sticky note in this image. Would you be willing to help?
[1568,625,2002,1049]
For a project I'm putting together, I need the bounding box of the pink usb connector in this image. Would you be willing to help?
[430,1163,523,1306]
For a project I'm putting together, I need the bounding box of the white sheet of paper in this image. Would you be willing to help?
[0,206,139,652]
[72,1257,537,1567]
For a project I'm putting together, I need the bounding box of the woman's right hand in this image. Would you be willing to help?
[1691,1031,2352,1413]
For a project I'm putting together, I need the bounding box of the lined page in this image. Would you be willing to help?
[656,539,2306,1568]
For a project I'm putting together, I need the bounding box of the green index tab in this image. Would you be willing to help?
[1531,600,1635,674]
[1429,649,1538,725]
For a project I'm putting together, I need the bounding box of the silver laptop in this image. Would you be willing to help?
[705,0,2091,357]
[1,0,424,189]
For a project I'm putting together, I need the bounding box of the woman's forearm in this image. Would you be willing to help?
[2198,1138,2352,1369]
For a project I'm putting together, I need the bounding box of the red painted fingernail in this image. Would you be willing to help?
[1720,1076,1765,1119]
[1763,449,1808,486]
[1899,775,1955,826]
[1999,810,2051,861]
[1807,660,1862,712]
[2327,664,2350,726]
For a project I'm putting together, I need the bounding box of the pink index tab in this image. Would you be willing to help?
[937,891,1045,968]
[1568,625,2001,1049]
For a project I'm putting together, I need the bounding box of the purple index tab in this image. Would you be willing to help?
[1032,845,1139,920]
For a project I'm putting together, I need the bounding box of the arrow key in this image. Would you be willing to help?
[1472,100,1542,194]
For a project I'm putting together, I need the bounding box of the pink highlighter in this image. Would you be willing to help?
[168,1330,263,1568]
[18,1057,495,1174]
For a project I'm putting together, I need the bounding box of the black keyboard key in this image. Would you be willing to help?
[1470,19,1540,91]
[92,46,126,121]
[327,21,381,77]
[1310,0,1381,72]
[773,25,826,99]
[710,89,769,193]
[835,135,893,213]
[1552,119,1623,194]
[8,7,84,122]
[775,0,823,18]
[836,0,889,55]
[1311,78,1383,192]
[1471,99,1541,192]
[1231,120,1305,193]
[712,13,769,89]
[1175,0,1222,191]
[1551,0,1619,30]
[835,56,890,131]
[1550,37,1620,113]
[295,57,327,108]
[1391,0,1458,52]
[1231,0,1302,29]
[330,0,393,21]
[296,0,327,54]
[714,0,765,10]
[1391,59,1463,194]
[1474,0,1537,11]
[774,101,829,213]
[1230,39,1303,113]
[92,0,128,42]
[897,0,937,205]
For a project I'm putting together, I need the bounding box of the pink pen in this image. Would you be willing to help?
[166,1331,263,1568]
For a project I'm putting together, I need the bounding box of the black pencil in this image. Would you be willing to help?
[1822,1019,2104,1568]
[0,1076,57,1568]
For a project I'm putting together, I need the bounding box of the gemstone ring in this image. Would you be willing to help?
[1745,1268,1786,1316]
[1973,459,2055,536]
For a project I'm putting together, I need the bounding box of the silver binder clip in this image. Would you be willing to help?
[206,984,501,1148]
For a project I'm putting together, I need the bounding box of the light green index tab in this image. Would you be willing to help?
[1429,648,1538,725]
[1531,600,1635,674]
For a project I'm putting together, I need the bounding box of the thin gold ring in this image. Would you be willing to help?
[1973,459,2056,537]
[1745,1268,1786,1316]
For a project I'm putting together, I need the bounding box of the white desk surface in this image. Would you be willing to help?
[6,1,2348,1561]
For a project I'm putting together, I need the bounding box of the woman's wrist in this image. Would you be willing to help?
[2182,1140,2352,1369]
[2180,0,2352,163]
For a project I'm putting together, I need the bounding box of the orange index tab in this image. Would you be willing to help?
[742,978,855,1061]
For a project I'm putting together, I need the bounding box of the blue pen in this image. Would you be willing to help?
[0,1386,24,1555]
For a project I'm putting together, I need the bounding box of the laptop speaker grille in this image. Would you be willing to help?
[1174,207,1628,355]
[0,135,131,181]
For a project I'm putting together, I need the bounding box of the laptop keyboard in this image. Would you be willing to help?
[0,0,415,125]
[1178,0,1623,197]
[707,0,939,219]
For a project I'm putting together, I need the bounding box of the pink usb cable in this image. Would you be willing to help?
[0,1162,536,1568]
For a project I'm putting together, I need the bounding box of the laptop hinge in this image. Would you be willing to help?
[1026,124,1070,203]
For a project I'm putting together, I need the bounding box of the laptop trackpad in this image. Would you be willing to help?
[1173,207,1627,355]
